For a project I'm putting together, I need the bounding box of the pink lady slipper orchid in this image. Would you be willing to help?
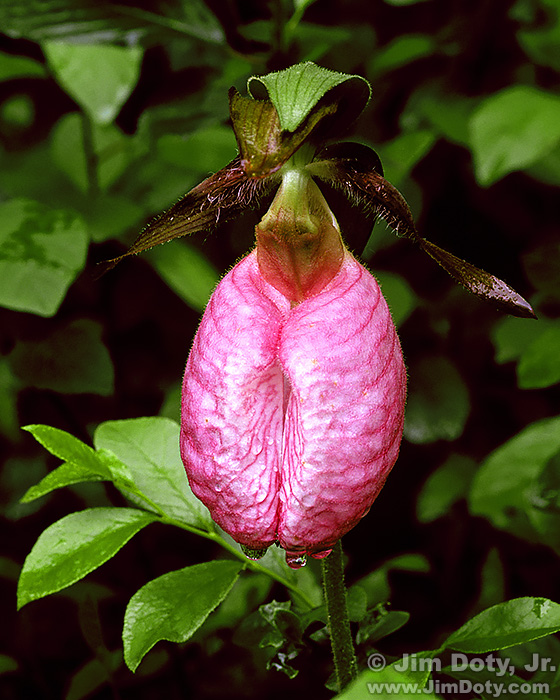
[180,165,406,567]
[103,63,534,568]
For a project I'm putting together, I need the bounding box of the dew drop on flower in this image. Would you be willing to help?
[285,552,307,569]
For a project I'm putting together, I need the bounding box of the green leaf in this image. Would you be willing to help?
[93,417,212,528]
[374,130,435,187]
[0,359,19,440]
[0,654,18,674]
[356,554,430,606]
[491,316,550,364]
[444,597,560,653]
[515,0,560,72]
[146,240,220,313]
[374,271,416,326]
[469,415,560,536]
[123,561,242,671]
[0,51,46,80]
[404,356,470,444]
[336,662,439,700]
[9,319,114,395]
[1,0,224,45]
[356,606,410,645]
[43,42,143,125]
[0,198,88,316]
[248,61,370,133]
[469,85,560,186]
[20,424,134,502]
[17,508,156,608]
[417,454,478,523]
[369,35,436,74]
[50,113,135,194]
[156,125,238,173]
[517,325,560,389]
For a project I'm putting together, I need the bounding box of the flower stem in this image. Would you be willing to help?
[321,539,358,692]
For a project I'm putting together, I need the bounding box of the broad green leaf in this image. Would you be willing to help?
[369,35,435,74]
[50,113,135,194]
[469,86,560,186]
[1,0,224,45]
[20,424,135,502]
[404,87,477,146]
[248,61,370,133]
[374,271,416,326]
[469,416,560,533]
[417,455,477,523]
[22,424,110,475]
[356,608,410,645]
[517,325,560,389]
[65,651,121,700]
[123,561,242,671]
[146,240,220,313]
[83,193,144,243]
[356,554,430,606]
[336,661,440,700]
[93,417,212,528]
[17,508,156,608]
[0,51,46,80]
[444,597,560,652]
[375,130,435,186]
[156,125,238,173]
[491,316,550,364]
[9,319,114,396]
[0,198,88,316]
[404,356,470,444]
[43,42,143,125]
[515,0,560,72]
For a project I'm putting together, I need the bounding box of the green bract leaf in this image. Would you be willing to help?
[10,319,114,395]
[146,240,220,314]
[123,561,243,671]
[0,198,88,317]
[248,61,370,134]
[404,356,470,444]
[93,417,212,528]
[444,597,560,653]
[469,415,560,536]
[469,85,560,186]
[43,42,143,125]
[17,508,156,608]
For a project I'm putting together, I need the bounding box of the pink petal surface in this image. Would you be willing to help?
[181,249,406,558]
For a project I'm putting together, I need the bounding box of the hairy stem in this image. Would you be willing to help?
[321,539,358,692]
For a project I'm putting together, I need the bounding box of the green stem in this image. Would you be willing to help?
[321,539,358,692]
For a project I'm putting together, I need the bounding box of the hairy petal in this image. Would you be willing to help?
[180,250,406,557]
[278,253,406,555]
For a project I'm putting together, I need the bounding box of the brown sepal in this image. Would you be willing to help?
[96,157,275,274]
[315,157,537,319]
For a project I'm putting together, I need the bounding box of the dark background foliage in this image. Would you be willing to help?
[1,0,559,698]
